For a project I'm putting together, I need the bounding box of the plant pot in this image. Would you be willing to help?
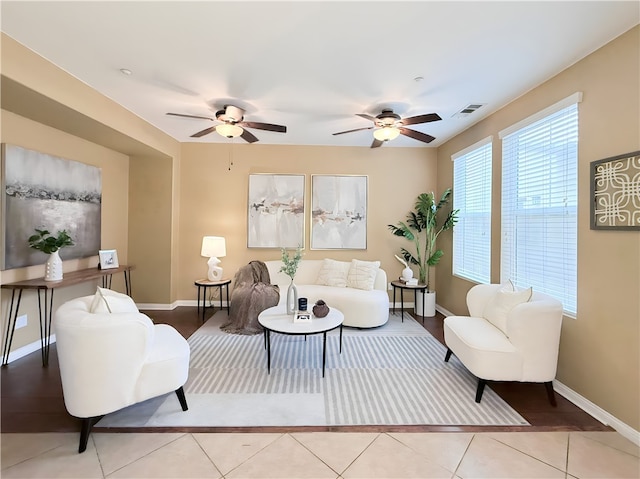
[44,250,63,281]
[414,290,436,317]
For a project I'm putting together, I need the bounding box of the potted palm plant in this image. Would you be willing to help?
[28,228,74,281]
[388,189,458,316]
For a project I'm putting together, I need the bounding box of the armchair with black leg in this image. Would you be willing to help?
[53,287,190,453]
[443,282,564,405]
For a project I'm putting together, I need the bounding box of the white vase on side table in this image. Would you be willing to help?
[44,250,63,281]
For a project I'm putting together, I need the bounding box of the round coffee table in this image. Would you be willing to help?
[258,305,344,377]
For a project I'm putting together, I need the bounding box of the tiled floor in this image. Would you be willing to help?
[1,430,638,478]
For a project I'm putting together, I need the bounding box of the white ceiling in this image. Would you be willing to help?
[2,1,638,148]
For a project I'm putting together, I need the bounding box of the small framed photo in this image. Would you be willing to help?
[294,312,312,323]
[99,249,119,270]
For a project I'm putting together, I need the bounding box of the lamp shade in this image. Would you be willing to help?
[216,123,243,138]
[201,236,226,258]
[373,126,401,141]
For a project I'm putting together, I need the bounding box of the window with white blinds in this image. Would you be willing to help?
[499,93,580,316]
[452,137,492,284]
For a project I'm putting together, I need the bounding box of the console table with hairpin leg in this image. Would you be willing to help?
[1,265,134,367]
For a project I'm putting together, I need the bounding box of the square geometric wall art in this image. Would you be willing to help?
[247,174,305,248]
[1,144,102,270]
[311,175,367,250]
[591,150,640,230]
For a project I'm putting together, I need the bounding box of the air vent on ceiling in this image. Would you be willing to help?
[452,103,485,118]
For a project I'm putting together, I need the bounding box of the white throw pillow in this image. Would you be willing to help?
[346,259,380,291]
[89,287,138,314]
[316,259,350,287]
[483,285,532,335]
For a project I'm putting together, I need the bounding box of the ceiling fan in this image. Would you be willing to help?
[333,109,442,148]
[166,105,287,143]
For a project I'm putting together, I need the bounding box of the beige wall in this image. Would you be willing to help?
[0,110,130,350]
[128,155,175,303]
[0,33,181,353]
[436,26,640,430]
[177,143,437,301]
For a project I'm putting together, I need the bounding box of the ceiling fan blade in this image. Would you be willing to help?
[332,126,374,136]
[238,121,287,133]
[399,113,442,126]
[398,127,436,144]
[241,128,259,143]
[356,113,377,122]
[167,112,214,121]
[371,138,384,148]
[190,126,217,138]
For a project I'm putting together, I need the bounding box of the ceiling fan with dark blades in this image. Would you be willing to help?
[333,109,441,148]
[167,105,287,143]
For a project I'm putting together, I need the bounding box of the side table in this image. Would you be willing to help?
[390,280,428,323]
[194,278,231,323]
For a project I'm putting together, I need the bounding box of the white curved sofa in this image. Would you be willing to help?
[265,259,389,328]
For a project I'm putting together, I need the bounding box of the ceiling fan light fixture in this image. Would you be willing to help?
[216,123,243,138]
[373,126,400,142]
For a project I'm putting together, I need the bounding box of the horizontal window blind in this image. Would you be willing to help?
[501,100,578,315]
[453,137,492,284]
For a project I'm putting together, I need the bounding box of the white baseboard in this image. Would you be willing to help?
[436,304,454,317]
[553,380,640,446]
[136,300,229,310]
[5,334,56,364]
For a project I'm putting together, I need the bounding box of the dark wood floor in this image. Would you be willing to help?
[1,307,610,434]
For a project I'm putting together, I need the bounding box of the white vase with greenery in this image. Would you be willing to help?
[28,229,74,281]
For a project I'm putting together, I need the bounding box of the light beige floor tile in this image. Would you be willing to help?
[574,431,640,458]
[93,432,186,475]
[342,433,452,479]
[107,433,221,478]
[390,432,473,472]
[456,434,565,478]
[226,433,338,479]
[291,432,379,475]
[1,434,103,478]
[193,433,282,475]
[486,431,569,472]
[1,433,78,470]
[567,432,640,479]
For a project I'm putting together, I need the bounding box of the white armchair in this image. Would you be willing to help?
[53,289,190,452]
[443,283,563,404]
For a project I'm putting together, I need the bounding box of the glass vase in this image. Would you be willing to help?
[286,280,298,315]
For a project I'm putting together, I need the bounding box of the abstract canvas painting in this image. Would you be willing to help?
[247,174,305,248]
[1,144,102,270]
[311,175,367,249]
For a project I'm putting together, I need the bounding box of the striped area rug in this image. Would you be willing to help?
[98,311,528,428]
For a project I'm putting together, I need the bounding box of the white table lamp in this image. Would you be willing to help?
[201,236,226,281]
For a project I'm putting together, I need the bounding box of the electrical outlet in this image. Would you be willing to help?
[388,282,392,291]
[15,314,27,329]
